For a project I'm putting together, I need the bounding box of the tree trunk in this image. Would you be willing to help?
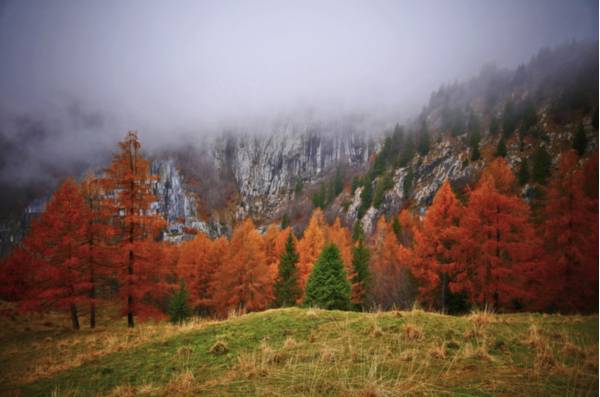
[441,271,447,314]
[90,266,96,328]
[128,249,134,328]
[70,304,80,330]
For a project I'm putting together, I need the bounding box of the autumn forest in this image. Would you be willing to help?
[1,130,597,333]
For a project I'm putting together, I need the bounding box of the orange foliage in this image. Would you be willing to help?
[451,170,538,310]
[212,219,273,314]
[177,233,221,312]
[369,217,415,309]
[540,150,598,312]
[20,178,92,329]
[412,180,462,311]
[296,209,326,294]
[104,131,167,326]
[263,224,291,281]
[326,217,353,273]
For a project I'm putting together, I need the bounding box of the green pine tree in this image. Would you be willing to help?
[357,179,373,219]
[391,216,402,241]
[532,146,552,185]
[274,232,301,307]
[303,244,352,310]
[373,173,394,209]
[517,159,530,186]
[489,115,499,134]
[469,130,481,161]
[280,213,290,229]
[496,137,507,157]
[168,280,192,324]
[502,100,516,137]
[572,123,587,156]
[417,124,430,156]
[352,221,365,242]
[398,134,415,167]
[403,167,414,198]
[350,240,371,310]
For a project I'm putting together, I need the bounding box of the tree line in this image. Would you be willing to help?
[0,131,597,329]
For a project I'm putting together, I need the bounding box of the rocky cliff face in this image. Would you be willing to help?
[343,136,480,234]
[219,127,373,218]
[152,119,379,240]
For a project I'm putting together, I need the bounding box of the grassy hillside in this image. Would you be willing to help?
[0,307,597,396]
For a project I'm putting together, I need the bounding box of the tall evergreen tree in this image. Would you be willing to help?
[517,159,530,186]
[572,123,587,156]
[274,232,301,307]
[398,134,415,167]
[352,220,365,242]
[168,280,192,324]
[532,146,552,185]
[489,115,499,134]
[469,130,481,161]
[496,137,507,157]
[502,100,516,137]
[350,240,371,310]
[417,122,430,156]
[280,213,290,229]
[357,179,373,219]
[303,244,351,310]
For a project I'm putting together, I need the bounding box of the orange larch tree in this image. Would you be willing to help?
[263,224,291,284]
[412,180,463,312]
[22,178,92,329]
[177,232,220,314]
[394,209,417,246]
[212,219,272,315]
[80,172,117,328]
[296,209,326,295]
[325,217,353,274]
[452,162,539,311]
[0,247,34,303]
[369,217,415,309]
[540,150,598,313]
[104,131,166,327]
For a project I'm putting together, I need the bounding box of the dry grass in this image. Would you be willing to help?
[209,339,229,355]
[403,323,423,341]
[0,311,215,386]
[2,306,597,397]
[161,369,197,396]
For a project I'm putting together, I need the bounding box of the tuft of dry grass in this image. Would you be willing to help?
[161,369,197,396]
[398,348,417,362]
[468,308,494,329]
[106,384,136,397]
[403,323,423,341]
[429,342,447,360]
[463,341,493,362]
[209,339,229,355]
[283,336,297,350]
[177,345,194,359]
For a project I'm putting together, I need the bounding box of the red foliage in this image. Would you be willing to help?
[212,219,273,315]
[296,209,326,295]
[412,180,462,311]
[21,178,92,329]
[540,150,598,313]
[177,232,224,312]
[104,131,167,326]
[451,164,539,311]
[369,217,415,309]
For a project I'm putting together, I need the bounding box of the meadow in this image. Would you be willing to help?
[0,305,597,396]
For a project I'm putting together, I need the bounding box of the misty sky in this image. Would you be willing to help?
[0,0,597,155]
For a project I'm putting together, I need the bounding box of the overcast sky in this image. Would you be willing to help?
[1,0,597,140]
